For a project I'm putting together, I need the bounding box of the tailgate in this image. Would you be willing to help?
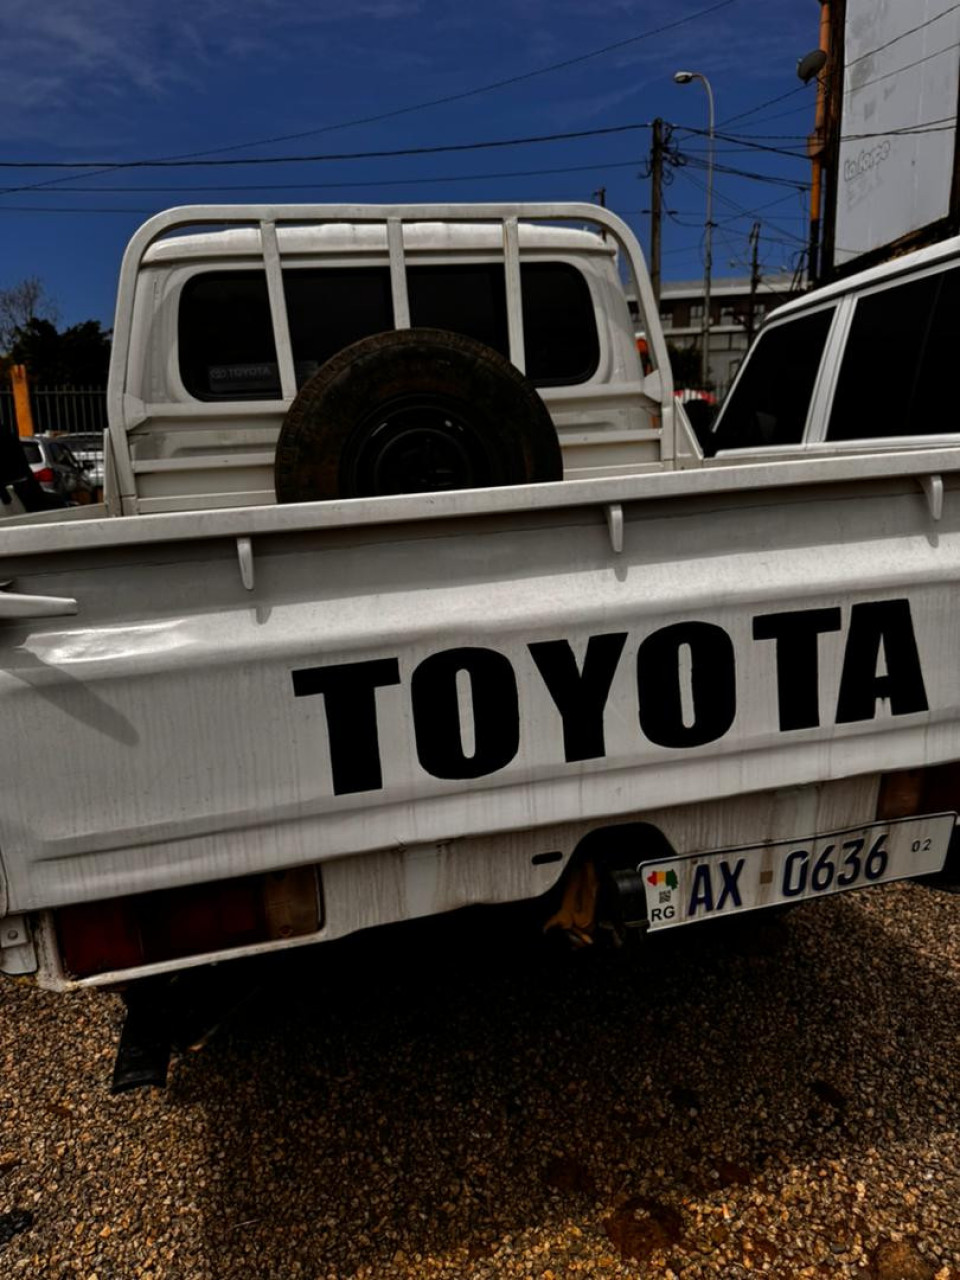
[2,468,960,913]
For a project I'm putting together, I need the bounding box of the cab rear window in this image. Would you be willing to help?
[178,262,600,400]
[179,272,280,400]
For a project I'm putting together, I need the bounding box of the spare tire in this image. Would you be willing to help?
[275,328,562,503]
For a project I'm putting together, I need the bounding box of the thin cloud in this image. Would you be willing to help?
[0,0,423,143]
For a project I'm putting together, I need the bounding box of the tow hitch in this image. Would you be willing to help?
[544,857,651,947]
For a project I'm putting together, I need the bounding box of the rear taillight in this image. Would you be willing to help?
[57,866,322,979]
[32,466,54,484]
[877,762,960,820]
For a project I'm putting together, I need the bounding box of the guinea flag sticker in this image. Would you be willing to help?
[643,866,680,926]
[646,869,679,891]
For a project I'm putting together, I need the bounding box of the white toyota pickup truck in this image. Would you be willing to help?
[2,203,958,1086]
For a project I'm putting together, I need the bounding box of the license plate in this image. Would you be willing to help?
[639,813,956,932]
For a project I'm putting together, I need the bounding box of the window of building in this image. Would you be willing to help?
[827,266,960,441]
[707,307,834,453]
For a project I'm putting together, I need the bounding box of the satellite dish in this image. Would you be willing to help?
[797,49,828,83]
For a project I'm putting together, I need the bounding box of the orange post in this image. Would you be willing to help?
[808,0,832,283]
[10,364,35,437]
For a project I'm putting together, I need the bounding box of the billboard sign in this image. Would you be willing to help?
[834,0,960,268]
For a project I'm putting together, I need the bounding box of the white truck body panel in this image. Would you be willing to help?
[3,450,959,985]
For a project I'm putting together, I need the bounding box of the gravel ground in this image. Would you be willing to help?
[0,879,958,1280]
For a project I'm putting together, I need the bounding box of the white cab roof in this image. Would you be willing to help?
[769,233,960,323]
[143,221,615,264]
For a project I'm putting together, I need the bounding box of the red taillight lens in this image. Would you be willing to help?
[32,466,54,483]
[877,762,960,820]
[57,866,321,979]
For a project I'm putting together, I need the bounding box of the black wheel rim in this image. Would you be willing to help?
[341,397,495,496]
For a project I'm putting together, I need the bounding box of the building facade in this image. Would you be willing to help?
[656,275,802,397]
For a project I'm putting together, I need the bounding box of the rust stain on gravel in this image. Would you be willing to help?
[870,1240,938,1280]
[668,1085,700,1111]
[541,1155,596,1197]
[714,1158,754,1187]
[810,1079,848,1110]
[604,1196,684,1262]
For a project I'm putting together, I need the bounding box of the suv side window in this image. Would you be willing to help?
[828,265,960,440]
[708,307,834,453]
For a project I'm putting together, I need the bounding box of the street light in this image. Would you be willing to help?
[673,69,715,390]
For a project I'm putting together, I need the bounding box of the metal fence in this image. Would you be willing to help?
[0,385,107,436]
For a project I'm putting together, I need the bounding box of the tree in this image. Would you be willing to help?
[7,317,111,386]
[0,277,59,353]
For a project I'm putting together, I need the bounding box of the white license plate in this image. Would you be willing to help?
[640,813,956,932]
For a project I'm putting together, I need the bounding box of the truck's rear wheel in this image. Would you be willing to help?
[275,328,562,502]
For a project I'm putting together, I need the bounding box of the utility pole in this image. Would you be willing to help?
[673,71,715,390]
[592,186,608,242]
[745,222,761,345]
[649,118,663,306]
[807,0,832,285]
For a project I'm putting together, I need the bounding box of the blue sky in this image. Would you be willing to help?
[0,0,817,330]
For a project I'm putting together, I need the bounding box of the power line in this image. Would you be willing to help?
[681,126,808,159]
[846,3,960,69]
[5,157,651,196]
[619,190,804,223]
[662,242,708,257]
[3,111,948,180]
[142,0,744,162]
[681,143,806,156]
[693,116,958,148]
[682,154,808,190]
[733,102,824,130]
[639,199,807,225]
[707,191,808,226]
[845,42,960,95]
[841,116,957,139]
[0,0,737,201]
[0,205,151,215]
[674,165,808,246]
[0,123,652,183]
[717,83,811,128]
